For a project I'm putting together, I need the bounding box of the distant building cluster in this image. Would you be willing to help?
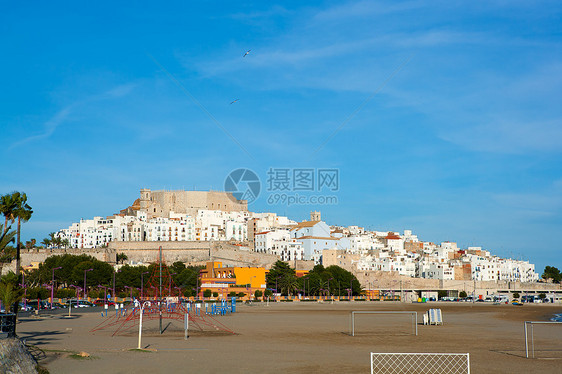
[55,189,539,282]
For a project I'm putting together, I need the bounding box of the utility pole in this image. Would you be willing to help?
[159,246,163,334]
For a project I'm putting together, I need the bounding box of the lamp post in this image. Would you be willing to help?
[69,285,82,308]
[249,276,256,300]
[125,286,133,301]
[51,267,62,308]
[113,268,121,302]
[98,285,108,303]
[83,268,93,300]
[168,273,176,296]
[21,272,27,309]
[275,275,282,294]
[141,271,149,299]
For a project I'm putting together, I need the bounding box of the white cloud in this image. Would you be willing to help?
[9,83,137,150]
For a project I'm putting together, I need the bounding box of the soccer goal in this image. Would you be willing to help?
[524,321,562,359]
[350,311,418,336]
[370,353,470,374]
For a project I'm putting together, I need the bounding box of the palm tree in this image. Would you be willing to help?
[0,193,17,234]
[116,253,128,264]
[0,224,16,274]
[12,192,33,274]
[0,282,23,313]
[40,238,51,248]
[280,274,299,296]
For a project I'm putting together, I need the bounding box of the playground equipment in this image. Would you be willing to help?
[90,246,236,337]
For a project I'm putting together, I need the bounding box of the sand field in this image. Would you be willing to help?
[16,301,562,373]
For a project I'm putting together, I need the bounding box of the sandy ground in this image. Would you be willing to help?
[16,301,562,374]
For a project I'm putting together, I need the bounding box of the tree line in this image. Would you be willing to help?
[20,254,203,299]
[266,260,362,297]
[0,191,33,273]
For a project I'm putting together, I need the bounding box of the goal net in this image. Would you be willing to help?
[350,311,418,336]
[371,353,470,374]
[524,321,562,359]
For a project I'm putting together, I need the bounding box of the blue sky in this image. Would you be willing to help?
[1,1,561,272]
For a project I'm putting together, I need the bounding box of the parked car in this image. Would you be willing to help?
[26,300,48,310]
[18,303,33,312]
[45,302,68,309]
[93,300,115,306]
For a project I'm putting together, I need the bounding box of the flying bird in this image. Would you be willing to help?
[230,99,239,104]
[243,50,251,57]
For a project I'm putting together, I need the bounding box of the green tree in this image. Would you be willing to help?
[266,261,296,294]
[263,289,273,298]
[0,193,18,233]
[11,192,33,274]
[513,292,520,299]
[538,293,546,301]
[254,290,263,298]
[171,261,186,275]
[116,253,128,264]
[542,266,562,283]
[459,291,467,298]
[303,264,362,296]
[280,274,299,296]
[0,224,16,272]
[0,282,23,312]
[203,289,212,298]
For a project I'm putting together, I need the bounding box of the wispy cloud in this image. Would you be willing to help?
[8,107,72,150]
[312,0,427,21]
[9,83,137,150]
[229,6,290,20]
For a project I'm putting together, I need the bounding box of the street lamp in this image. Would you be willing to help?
[51,266,62,308]
[125,286,133,301]
[168,273,176,296]
[83,268,93,300]
[21,272,27,309]
[69,285,82,308]
[113,268,121,301]
[249,276,256,300]
[98,285,108,303]
[141,271,149,299]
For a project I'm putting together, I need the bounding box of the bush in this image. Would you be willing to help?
[513,292,520,299]
[212,292,219,298]
[459,291,467,298]
[237,292,246,298]
[254,290,263,298]
[203,289,212,298]
[228,291,237,297]
[539,293,546,300]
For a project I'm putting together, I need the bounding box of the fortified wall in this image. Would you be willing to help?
[357,270,562,294]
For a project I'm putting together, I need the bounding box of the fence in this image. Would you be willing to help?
[370,353,470,374]
[0,313,17,338]
[524,321,562,358]
[351,311,417,336]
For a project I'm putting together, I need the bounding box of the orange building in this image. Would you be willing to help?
[199,262,267,300]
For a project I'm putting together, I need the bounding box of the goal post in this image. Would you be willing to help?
[370,353,470,374]
[350,311,418,336]
[524,321,562,359]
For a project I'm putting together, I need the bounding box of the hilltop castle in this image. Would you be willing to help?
[121,188,247,219]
